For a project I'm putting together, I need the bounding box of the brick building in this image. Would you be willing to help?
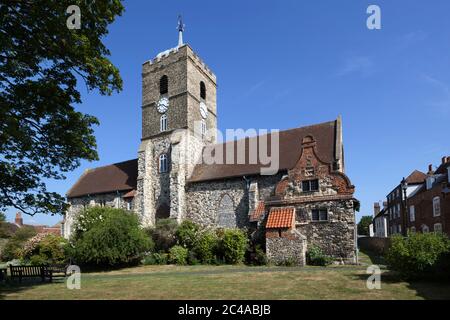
[406,157,450,235]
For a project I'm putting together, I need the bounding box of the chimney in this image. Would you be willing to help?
[442,156,447,165]
[382,201,388,209]
[427,164,434,175]
[373,202,381,216]
[15,212,23,227]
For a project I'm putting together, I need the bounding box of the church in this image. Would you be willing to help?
[63,22,359,265]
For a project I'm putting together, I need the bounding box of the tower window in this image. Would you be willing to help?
[160,75,168,95]
[200,81,206,100]
[201,119,206,137]
[302,179,319,192]
[160,114,168,132]
[159,154,169,173]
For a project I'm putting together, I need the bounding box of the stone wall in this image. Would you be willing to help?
[186,174,283,228]
[266,229,307,266]
[358,236,391,255]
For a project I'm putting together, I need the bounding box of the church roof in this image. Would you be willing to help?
[188,119,340,183]
[67,159,138,198]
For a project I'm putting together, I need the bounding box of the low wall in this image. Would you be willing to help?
[358,236,391,255]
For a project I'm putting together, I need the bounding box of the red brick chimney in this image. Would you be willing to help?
[15,212,23,227]
[427,164,434,175]
[382,201,388,209]
[442,156,447,165]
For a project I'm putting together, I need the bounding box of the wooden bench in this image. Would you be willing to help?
[9,264,68,283]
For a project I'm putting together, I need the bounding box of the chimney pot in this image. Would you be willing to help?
[428,164,434,174]
[15,212,23,227]
[442,156,447,164]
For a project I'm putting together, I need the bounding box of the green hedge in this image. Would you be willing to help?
[386,232,450,279]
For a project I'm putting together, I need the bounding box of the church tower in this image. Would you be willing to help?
[136,18,217,227]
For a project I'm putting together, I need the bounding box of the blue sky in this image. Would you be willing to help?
[5,0,450,225]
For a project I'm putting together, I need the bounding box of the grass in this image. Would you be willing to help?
[1,258,450,300]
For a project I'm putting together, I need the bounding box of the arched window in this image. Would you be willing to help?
[159,154,168,173]
[433,197,441,217]
[160,114,168,132]
[160,75,168,95]
[156,203,170,220]
[200,81,206,100]
[217,194,236,228]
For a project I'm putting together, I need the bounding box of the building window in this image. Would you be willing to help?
[398,225,402,234]
[312,209,328,221]
[433,197,441,217]
[160,114,168,132]
[200,81,206,100]
[411,226,416,233]
[160,75,168,95]
[409,205,415,222]
[422,225,429,233]
[201,119,207,137]
[396,204,400,218]
[159,154,168,173]
[302,179,319,192]
[126,200,132,211]
[217,194,236,228]
[434,223,442,233]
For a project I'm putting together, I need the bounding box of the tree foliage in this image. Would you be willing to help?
[358,215,373,236]
[0,1,124,216]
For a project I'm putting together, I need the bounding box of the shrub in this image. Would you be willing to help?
[385,232,450,279]
[220,229,248,264]
[246,244,267,266]
[147,218,178,252]
[306,245,333,266]
[194,230,219,264]
[187,251,200,265]
[176,220,200,249]
[1,226,36,261]
[70,207,151,267]
[142,252,168,265]
[21,233,68,265]
[277,257,297,267]
[168,245,189,265]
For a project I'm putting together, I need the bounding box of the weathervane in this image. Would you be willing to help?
[177,15,185,47]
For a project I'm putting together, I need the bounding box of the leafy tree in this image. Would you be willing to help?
[0,1,124,216]
[1,226,37,261]
[358,215,373,236]
[70,207,151,266]
[0,212,5,222]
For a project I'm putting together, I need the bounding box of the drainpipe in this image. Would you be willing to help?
[354,203,359,265]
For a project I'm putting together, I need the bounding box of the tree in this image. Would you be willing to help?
[0,1,124,216]
[0,212,5,222]
[358,215,373,236]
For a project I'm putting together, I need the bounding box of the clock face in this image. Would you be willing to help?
[200,102,207,119]
[157,97,169,114]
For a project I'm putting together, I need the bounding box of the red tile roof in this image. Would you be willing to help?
[405,170,427,185]
[123,190,136,198]
[67,159,138,198]
[249,201,265,222]
[189,120,338,182]
[266,207,295,229]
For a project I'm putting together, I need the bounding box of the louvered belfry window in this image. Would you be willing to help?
[160,75,168,95]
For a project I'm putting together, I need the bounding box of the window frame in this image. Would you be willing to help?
[311,208,328,222]
[160,114,168,132]
[434,223,442,233]
[302,179,319,192]
[433,196,441,217]
[409,205,415,222]
[159,154,169,173]
[200,81,206,100]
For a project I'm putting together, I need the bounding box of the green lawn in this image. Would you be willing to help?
[1,256,450,300]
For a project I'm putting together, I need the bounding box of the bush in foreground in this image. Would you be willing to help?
[168,245,189,265]
[220,229,248,264]
[306,245,333,266]
[21,233,68,265]
[70,207,152,267]
[385,232,450,279]
[146,218,178,252]
[1,226,36,261]
[194,230,219,264]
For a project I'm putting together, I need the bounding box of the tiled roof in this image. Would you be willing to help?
[249,201,265,222]
[123,190,137,198]
[405,170,427,185]
[266,207,295,229]
[189,119,339,183]
[67,159,138,198]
